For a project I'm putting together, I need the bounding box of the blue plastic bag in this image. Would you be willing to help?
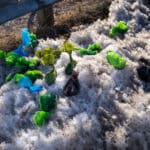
[18,76,43,92]
[14,28,31,56]
[18,76,32,88]
[30,85,43,93]
[22,28,31,46]
[14,44,28,56]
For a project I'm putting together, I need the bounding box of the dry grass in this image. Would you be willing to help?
[55,0,111,25]
[0,33,20,51]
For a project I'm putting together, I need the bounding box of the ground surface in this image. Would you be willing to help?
[0,0,150,149]
[0,0,112,50]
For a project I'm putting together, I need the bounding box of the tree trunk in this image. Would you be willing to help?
[37,4,54,28]
[36,4,55,38]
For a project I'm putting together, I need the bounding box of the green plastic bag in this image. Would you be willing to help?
[106,50,128,69]
[28,58,40,70]
[45,68,57,85]
[65,60,77,75]
[116,21,128,32]
[0,50,6,59]
[109,21,128,36]
[39,93,58,112]
[25,70,43,83]
[87,43,102,52]
[30,33,38,48]
[33,111,50,127]
[78,48,97,55]
[5,73,13,83]
[15,57,29,73]
[14,74,24,83]
[5,52,19,66]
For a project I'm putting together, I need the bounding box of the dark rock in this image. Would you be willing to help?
[0,134,12,143]
[137,58,150,82]
[139,57,150,65]
[63,71,80,96]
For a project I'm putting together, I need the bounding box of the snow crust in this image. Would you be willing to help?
[0,0,150,149]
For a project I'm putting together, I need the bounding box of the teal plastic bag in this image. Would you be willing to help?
[18,76,32,88]
[30,85,43,93]
[14,28,31,56]
[22,28,31,46]
[18,76,42,92]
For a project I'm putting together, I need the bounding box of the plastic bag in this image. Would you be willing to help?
[63,71,80,96]
[30,85,43,93]
[18,76,43,92]
[18,76,32,88]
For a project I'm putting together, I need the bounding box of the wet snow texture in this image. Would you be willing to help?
[0,0,150,149]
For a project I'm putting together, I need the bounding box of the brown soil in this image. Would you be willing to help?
[0,0,112,51]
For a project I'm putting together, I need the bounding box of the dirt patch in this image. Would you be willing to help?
[0,0,112,51]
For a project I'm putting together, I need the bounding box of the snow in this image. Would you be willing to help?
[0,0,150,149]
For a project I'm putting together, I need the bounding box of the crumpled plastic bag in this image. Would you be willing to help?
[106,50,128,70]
[22,28,31,46]
[39,93,58,112]
[19,76,32,88]
[14,28,31,56]
[14,45,28,57]
[32,111,50,127]
[18,76,42,92]
[63,71,80,96]
[109,21,128,36]
[77,43,102,55]
[30,85,43,93]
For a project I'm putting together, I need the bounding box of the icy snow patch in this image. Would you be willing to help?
[0,0,150,149]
